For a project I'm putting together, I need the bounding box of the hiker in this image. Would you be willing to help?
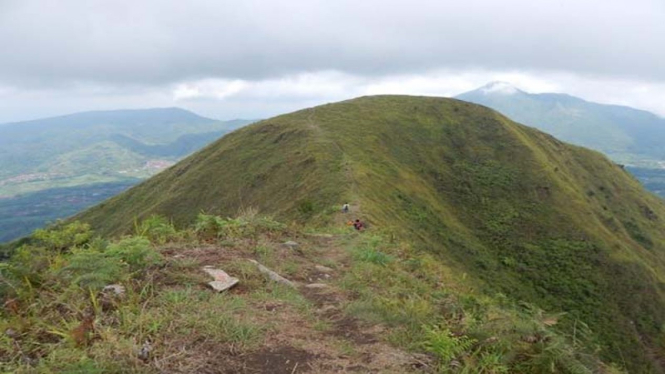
[353,219,364,231]
[342,203,349,213]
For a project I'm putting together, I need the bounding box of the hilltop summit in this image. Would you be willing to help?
[477,81,523,95]
[78,95,665,372]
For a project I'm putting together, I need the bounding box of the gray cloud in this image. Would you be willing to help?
[1,0,664,123]
[1,0,664,87]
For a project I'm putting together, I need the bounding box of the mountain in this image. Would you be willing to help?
[0,108,253,195]
[77,95,665,372]
[0,108,253,243]
[456,82,665,168]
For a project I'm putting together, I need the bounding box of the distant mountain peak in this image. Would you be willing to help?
[478,81,522,95]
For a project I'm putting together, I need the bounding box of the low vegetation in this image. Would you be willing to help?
[0,215,626,373]
[74,95,665,371]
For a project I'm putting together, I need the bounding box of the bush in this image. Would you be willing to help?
[106,237,163,272]
[135,215,178,244]
[423,325,476,363]
[32,221,93,251]
[194,213,228,240]
[61,247,125,289]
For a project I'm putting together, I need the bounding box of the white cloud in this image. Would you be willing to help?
[2,69,665,124]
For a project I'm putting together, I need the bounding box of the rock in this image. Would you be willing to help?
[202,266,239,292]
[102,284,125,297]
[305,233,334,239]
[5,328,18,338]
[283,241,299,249]
[248,260,297,288]
[137,341,152,362]
[314,265,334,273]
[305,283,328,289]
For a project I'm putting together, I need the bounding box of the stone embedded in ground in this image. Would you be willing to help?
[305,233,334,239]
[102,284,125,297]
[249,260,297,288]
[137,341,152,362]
[283,241,299,249]
[305,283,329,289]
[314,265,334,273]
[202,266,239,292]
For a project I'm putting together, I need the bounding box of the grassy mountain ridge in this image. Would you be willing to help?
[78,95,665,371]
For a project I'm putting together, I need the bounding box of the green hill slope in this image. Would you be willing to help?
[78,95,665,372]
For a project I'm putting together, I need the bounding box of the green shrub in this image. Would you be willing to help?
[135,215,178,244]
[32,221,93,251]
[194,213,229,240]
[61,247,125,289]
[106,237,163,272]
[423,325,476,363]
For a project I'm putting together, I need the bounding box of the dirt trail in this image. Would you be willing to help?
[157,228,428,374]
[306,108,364,228]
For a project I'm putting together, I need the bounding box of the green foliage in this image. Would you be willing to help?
[351,235,394,266]
[422,325,476,363]
[194,212,287,241]
[32,221,93,251]
[134,214,178,244]
[76,95,665,372]
[61,247,125,289]
[105,236,163,273]
[340,233,623,374]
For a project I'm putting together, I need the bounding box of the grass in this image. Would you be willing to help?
[69,95,665,372]
[0,214,629,373]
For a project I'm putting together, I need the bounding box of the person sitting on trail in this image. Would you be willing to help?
[342,203,350,213]
[353,219,364,231]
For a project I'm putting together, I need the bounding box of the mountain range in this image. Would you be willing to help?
[76,95,665,372]
[0,108,253,242]
[456,82,665,168]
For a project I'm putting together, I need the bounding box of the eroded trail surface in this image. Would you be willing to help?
[155,230,430,374]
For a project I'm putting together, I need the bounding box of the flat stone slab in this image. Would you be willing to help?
[102,284,126,297]
[249,260,297,288]
[305,283,329,289]
[283,241,299,249]
[305,233,334,239]
[314,265,334,273]
[203,266,239,292]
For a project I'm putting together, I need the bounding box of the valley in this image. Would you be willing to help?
[0,108,253,243]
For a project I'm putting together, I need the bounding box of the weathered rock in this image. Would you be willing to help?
[249,259,296,288]
[102,284,125,297]
[314,265,334,273]
[5,328,18,338]
[305,233,334,239]
[202,266,239,292]
[305,283,329,289]
[283,241,299,249]
[137,341,152,362]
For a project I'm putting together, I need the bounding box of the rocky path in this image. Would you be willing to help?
[156,229,429,373]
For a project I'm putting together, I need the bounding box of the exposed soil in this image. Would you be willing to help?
[235,346,316,374]
[153,231,429,374]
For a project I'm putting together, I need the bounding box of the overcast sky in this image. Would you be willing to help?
[0,0,664,122]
